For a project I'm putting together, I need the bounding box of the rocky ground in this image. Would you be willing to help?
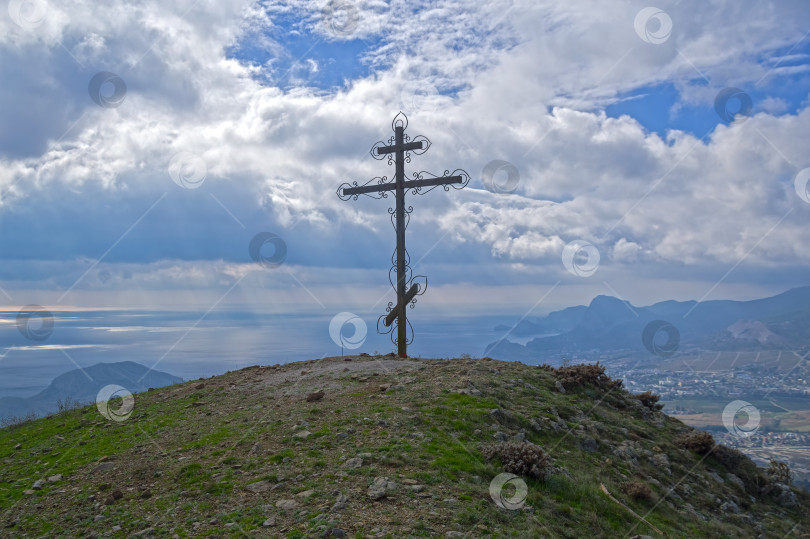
[1,354,809,537]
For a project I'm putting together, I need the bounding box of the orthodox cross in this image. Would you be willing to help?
[337,112,469,358]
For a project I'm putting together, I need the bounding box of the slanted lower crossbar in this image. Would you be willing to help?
[384,283,420,327]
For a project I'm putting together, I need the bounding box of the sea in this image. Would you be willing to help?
[0,309,516,400]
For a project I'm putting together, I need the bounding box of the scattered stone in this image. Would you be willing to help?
[555,380,566,393]
[250,443,262,454]
[103,489,123,505]
[13,443,21,450]
[296,489,315,499]
[612,441,640,465]
[331,492,348,511]
[32,479,45,490]
[709,471,724,484]
[23,490,35,495]
[331,529,346,538]
[513,432,525,442]
[402,478,418,485]
[245,481,272,493]
[776,484,798,508]
[276,499,298,510]
[726,474,745,490]
[336,432,348,439]
[306,391,325,402]
[140,489,152,499]
[262,517,276,527]
[367,476,397,500]
[493,431,508,441]
[649,453,670,474]
[47,474,62,483]
[343,457,363,469]
[445,532,464,537]
[579,437,598,453]
[489,408,514,425]
[132,527,154,537]
[379,384,390,392]
[721,500,740,514]
[293,430,312,440]
[195,383,205,389]
[92,462,115,474]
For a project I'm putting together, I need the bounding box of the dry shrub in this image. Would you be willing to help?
[767,459,793,485]
[482,441,552,480]
[635,391,663,411]
[716,445,766,493]
[553,362,623,391]
[675,430,715,455]
[0,411,39,429]
[712,444,746,470]
[621,480,653,501]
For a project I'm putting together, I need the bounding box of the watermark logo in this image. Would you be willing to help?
[641,320,680,358]
[8,0,47,30]
[88,72,127,109]
[722,400,760,438]
[249,232,288,269]
[322,0,359,37]
[329,312,367,350]
[168,152,207,189]
[489,472,528,510]
[561,240,600,277]
[96,384,135,422]
[400,81,439,115]
[16,305,54,342]
[482,160,520,195]
[794,168,810,204]
[714,87,752,123]
[634,7,672,45]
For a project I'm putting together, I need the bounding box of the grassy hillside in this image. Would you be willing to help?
[1,355,808,537]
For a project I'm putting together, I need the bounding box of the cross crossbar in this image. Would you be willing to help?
[376,140,424,155]
[341,175,463,197]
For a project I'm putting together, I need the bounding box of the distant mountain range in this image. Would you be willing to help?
[486,286,810,362]
[0,361,182,421]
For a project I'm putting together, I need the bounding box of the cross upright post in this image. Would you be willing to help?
[337,112,469,358]
[393,123,408,357]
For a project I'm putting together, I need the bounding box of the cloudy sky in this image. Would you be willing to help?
[2,0,810,322]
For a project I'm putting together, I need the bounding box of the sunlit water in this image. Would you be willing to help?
[0,310,515,399]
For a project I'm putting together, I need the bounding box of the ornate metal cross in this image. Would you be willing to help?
[337,112,469,357]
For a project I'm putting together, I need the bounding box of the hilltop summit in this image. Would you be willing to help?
[1,355,807,537]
